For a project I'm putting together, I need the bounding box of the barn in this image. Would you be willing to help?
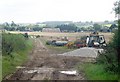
[42,28,61,32]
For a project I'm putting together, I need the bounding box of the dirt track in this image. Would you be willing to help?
[4,38,95,80]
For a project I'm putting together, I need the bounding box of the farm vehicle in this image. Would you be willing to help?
[86,32,106,48]
[46,40,68,46]
[66,40,86,49]
[46,32,106,48]
[46,38,86,48]
[46,36,68,46]
[66,32,106,48]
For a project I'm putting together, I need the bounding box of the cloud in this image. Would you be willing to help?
[0,0,116,23]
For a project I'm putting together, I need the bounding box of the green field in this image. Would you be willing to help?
[2,33,33,79]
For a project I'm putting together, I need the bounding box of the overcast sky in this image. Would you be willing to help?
[0,0,116,23]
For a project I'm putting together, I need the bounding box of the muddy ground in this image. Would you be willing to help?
[4,37,95,80]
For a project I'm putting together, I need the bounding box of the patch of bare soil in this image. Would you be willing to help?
[4,38,93,80]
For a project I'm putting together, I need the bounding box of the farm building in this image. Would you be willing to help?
[42,28,61,32]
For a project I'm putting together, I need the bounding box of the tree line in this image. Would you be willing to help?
[1,21,118,32]
[2,21,42,31]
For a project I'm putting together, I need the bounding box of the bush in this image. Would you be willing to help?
[46,40,52,45]
[96,30,118,73]
[24,33,29,38]
[2,33,33,78]
[36,35,40,38]
[2,33,27,56]
[97,49,118,73]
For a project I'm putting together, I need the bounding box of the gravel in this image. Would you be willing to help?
[58,47,104,58]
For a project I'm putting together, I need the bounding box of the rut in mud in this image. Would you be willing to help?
[4,38,94,80]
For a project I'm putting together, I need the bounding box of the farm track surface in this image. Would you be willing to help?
[4,38,95,80]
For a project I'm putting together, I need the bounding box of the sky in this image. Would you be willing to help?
[0,0,116,23]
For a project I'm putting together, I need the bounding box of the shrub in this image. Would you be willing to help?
[96,30,118,73]
[2,33,27,56]
[24,33,29,38]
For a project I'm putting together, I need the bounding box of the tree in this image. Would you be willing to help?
[33,27,42,31]
[3,21,17,31]
[55,24,78,32]
[80,27,87,31]
[97,1,120,74]
[113,0,120,66]
[16,26,26,31]
[93,23,101,31]
[113,1,120,16]
[114,1,120,73]
[11,21,17,27]
[104,20,109,23]
[109,24,117,32]
[4,22,9,27]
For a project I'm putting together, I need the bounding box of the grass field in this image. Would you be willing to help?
[8,31,113,43]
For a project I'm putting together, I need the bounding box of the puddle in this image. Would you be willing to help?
[16,66,26,69]
[59,70,78,76]
[23,67,54,74]
[24,70,37,73]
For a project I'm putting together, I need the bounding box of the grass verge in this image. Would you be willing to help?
[77,63,118,80]
[2,39,33,79]
[47,45,75,53]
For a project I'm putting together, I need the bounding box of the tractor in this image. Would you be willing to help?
[86,32,106,48]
